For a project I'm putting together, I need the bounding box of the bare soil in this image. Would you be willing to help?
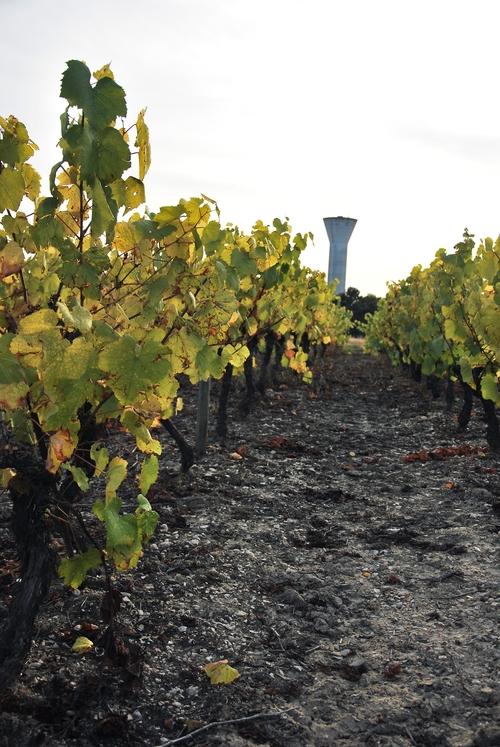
[0,348,499,747]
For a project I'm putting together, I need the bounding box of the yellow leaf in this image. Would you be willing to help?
[18,309,58,335]
[72,636,94,654]
[203,660,240,685]
[46,430,76,474]
[0,242,24,279]
[93,63,114,80]
[113,221,137,253]
[246,318,258,336]
[1,468,16,488]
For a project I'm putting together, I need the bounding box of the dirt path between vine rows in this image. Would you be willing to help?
[0,347,499,747]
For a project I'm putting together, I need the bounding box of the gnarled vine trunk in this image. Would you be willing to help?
[161,418,194,472]
[216,362,234,440]
[481,398,500,452]
[0,460,54,691]
[256,332,275,396]
[241,337,258,415]
[458,382,474,431]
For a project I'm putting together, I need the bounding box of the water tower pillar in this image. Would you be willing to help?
[323,216,357,293]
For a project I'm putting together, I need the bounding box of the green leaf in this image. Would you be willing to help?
[196,344,225,380]
[58,547,102,589]
[135,493,159,540]
[0,334,24,384]
[31,215,65,248]
[0,132,34,166]
[88,76,127,130]
[61,123,96,180]
[263,265,279,289]
[105,457,128,501]
[93,495,142,570]
[63,463,90,491]
[36,196,60,219]
[90,178,114,237]
[95,128,130,183]
[138,455,158,496]
[120,410,161,454]
[90,444,109,477]
[202,221,225,255]
[459,357,473,387]
[0,167,25,211]
[231,248,258,278]
[225,266,240,292]
[98,334,171,404]
[60,60,92,109]
[93,320,118,343]
[60,338,97,380]
[481,373,499,404]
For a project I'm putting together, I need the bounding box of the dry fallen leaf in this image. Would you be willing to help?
[72,636,94,654]
[203,659,240,685]
[383,661,402,679]
[80,622,99,633]
[386,573,402,585]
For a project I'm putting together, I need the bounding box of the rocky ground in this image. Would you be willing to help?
[0,346,499,746]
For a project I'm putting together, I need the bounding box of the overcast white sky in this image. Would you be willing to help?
[2,0,500,295]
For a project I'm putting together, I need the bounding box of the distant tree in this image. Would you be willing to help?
[339,286,379,335]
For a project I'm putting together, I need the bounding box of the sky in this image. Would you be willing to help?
[2,0,500,296]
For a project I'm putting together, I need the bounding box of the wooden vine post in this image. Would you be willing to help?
[196,379,211,455]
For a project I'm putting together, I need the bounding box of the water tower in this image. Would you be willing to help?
[323,216,357,293]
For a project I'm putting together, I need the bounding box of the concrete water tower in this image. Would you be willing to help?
[323,216,357,293]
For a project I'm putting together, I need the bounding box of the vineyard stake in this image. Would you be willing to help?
[196,378,211,455]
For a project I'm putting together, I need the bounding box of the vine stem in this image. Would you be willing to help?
[157,707,294,747]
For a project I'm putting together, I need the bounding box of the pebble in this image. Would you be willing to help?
[279,588,309,610]
[467,487,494,501]
[314,618,331,634]
[342,657,369,681]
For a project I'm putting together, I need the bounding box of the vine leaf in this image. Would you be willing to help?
[46,430,77,474]
[105,457,128,501]
[59,548,102,589]
[204,660,240,685]
[72,636,94,654]
[60,60,92,109]
[138,455,159,496]
[0,167,25,211]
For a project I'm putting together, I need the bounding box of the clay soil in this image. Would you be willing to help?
[0,347,499,746]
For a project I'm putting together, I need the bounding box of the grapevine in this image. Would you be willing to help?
[364,231,500,448]
[0,61,351,689]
